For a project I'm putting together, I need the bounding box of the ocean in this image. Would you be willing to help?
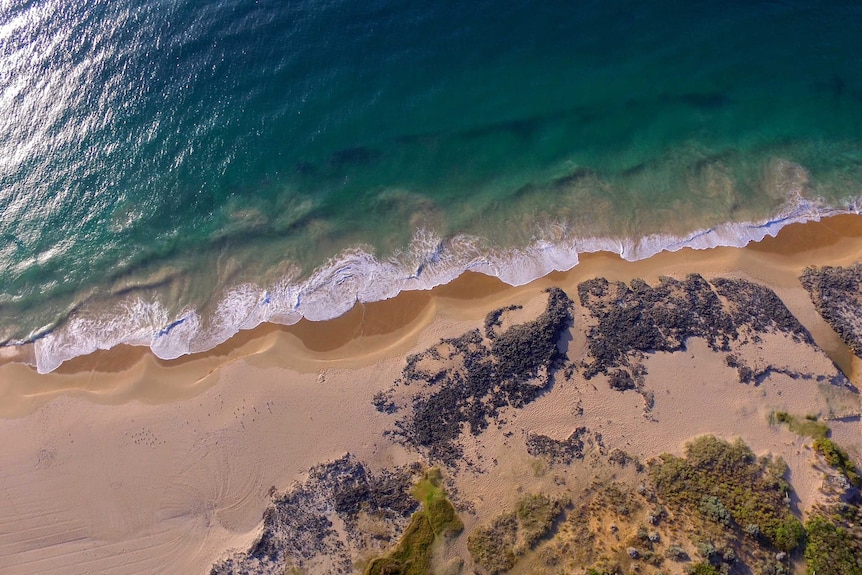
[1,0,861,372]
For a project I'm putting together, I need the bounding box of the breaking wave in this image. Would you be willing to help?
[21,194,861,374]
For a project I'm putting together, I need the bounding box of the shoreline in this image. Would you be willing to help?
[11,196,861,375]
[1,213,862,417]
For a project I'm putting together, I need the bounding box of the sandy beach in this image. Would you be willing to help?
[1,216,861,575]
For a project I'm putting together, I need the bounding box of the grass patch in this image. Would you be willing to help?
[411,468,464,537]
[364,513,435,575]
[650,435,804,553]
[812,438,861,488]
[769,411,830,440]
[516,493,567,544]
[467,512,518,574]
[467,493,566,574]
[364,469,462,575]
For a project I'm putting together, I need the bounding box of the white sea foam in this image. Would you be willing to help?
[30,195,861,373]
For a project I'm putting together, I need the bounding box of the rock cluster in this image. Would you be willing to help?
[380,288,574,466]
[577,274,812,390]
[801,263,862,357]
[210,455,419,575]
[525,427,591,465]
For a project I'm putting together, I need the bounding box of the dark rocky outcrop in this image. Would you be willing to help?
[577,274,812,390]
[526,427,591,465]
[801,264,862,357]
[381,288,574,466]
[577,274,736,379]
[711,277,811,343]
[210,455,419,575]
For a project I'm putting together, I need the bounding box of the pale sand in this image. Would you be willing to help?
[0,216,861,574]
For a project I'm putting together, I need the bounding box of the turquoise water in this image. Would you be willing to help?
[1,0,862,371]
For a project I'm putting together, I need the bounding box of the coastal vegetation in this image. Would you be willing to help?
[762,412,862,574]
[803,513,862,575]
[813,437,861,488]
[650,435,803,553]
[364,468,462,575]
[467,493,567,574]
[488,436,812,575]
[768,411,860,487]
[769,411,862,488]
[213,275,860,575]
[800,435,862,575]
[769,411,830,440]
[209,420,860,575]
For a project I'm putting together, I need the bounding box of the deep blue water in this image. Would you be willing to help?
[1,0,862,371]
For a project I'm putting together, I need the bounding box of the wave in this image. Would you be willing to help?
[21,193,862,374]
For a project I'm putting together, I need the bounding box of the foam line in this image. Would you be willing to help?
[29,194,860,373]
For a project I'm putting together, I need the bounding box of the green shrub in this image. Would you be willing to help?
[700,496,732,526]
[696,540,718,562]
[804,515,862,575]
[744,523,761,539]
[467,514,518,575]
[650,436,804,552]
[772,518,805,554]
[516,493,565,546]
[772,411,792,424]
[813,438,861,488]
[769,411,830,440]
[687,562,720,575]
[665,545,689,561]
